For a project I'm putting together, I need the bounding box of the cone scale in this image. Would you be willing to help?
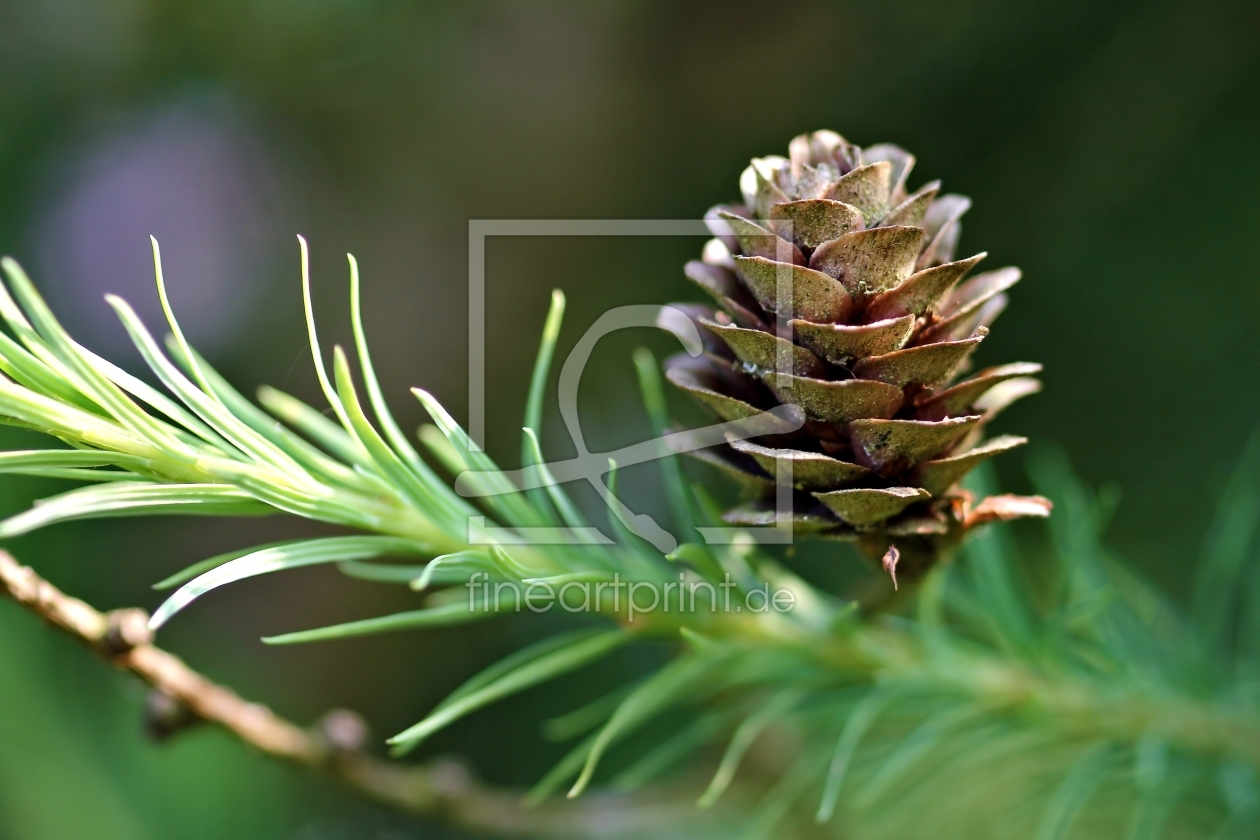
[663,131,1050,578]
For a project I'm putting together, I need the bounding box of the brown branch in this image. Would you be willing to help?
[0,550,697,837]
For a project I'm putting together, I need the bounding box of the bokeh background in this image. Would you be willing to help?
[0,1,1257,837]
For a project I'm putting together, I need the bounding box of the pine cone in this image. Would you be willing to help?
[663,130,1049,573]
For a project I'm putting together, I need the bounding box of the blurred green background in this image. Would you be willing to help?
[0,0,1258,836]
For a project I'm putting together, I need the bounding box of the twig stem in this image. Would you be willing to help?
[0,551,691,837]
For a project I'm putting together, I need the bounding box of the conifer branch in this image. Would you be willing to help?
[0,226,1255,835]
